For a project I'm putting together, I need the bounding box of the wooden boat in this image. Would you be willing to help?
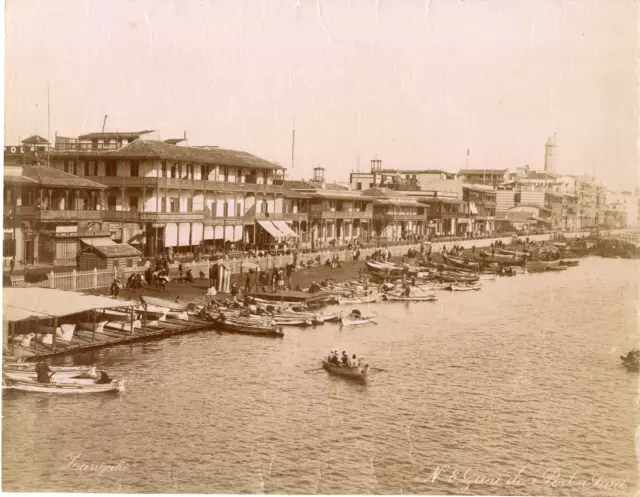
[438,272,479,283]
[274,317,314,327]
[210,314,284,337]
[338,294,379,305]
[3,365,98,383]
[105,320,142,332]
[442,253,479,269]
[3,377,125,394]
[450,283,482,291]
[340,313,377,326]
[382,293,437,302]
[77,321,108,333]
[102,309,140,322]
[620,352,640,371]
[478,274,499,281]
[545,265,567,272]
[141,295,188,312]
[322,360,370,379]
[3,363,95,375]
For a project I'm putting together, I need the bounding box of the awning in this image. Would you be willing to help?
[258,220,283,239]
[178,223,191,247]
[204,226,214,240]
[191,223,204,245]
[80,237,116,246]
[165,223,178,247]
[272,220,298,237]
[234,225,243,242]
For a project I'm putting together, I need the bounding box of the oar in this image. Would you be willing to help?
[369,367,388,372]
[304,368,325,374]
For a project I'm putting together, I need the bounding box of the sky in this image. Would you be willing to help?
[4,0,639,190]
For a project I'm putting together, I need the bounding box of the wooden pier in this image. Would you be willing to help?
[3,288,216,361]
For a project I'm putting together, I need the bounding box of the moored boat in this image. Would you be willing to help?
[3,363,95,375]
[340,310,376,326]
[382,293,437,302]
[141,295,188,312]
[3,366,98,383]
[321,360,370,379]
[210,314,284,337]
[450,283,482,291]
[3,377,125,394]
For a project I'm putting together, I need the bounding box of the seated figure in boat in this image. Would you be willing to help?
[97,371,111,384]
[341,351,349,366]
[350,309,362,319]
[404,284,411,297]
[35,362,54,383]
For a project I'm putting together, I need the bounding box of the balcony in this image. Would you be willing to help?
[373,213,427,221]
[101,210,144,223]
[139,211,204,222]
[311,210,373,220]
[255,212,309,222]
[5,205,36,218]
[83,176,285,193]
[37,210,102,222]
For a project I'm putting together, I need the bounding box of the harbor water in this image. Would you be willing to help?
[3,257,639,495]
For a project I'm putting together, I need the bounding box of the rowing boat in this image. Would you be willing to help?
[450,284,482,291]
[3,377,125,394]
[322,360,370,379]
[382,293,437,302]
[141,295,188,312]
[166,310,189,320]
[210,314,284,337]
[274,317,314,327]
[3,363,95,375]
[340,314,376,326]
[338,294,379,305]
[3,366,98,383]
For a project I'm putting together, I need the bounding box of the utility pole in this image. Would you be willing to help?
[102,115,108,133]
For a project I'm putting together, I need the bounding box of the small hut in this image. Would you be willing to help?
[78,243,140,270]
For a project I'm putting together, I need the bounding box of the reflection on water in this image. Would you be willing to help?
[3,257,638,495]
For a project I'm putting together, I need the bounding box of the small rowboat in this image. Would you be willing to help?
[3,377,125,394]
[105,320,142,332]
[166,310,189,321]
[138,305,168,321]
[545,265,567,272]
[210,314,284,337]
[141,296,188,312]
[340,314,376,326]
[382,293,437,302]
[477,274,499,281]
[3,363,95,375]
[77,321,108,333]
[274,317,314,327]
[450,284,482,291]
[322,360,370,379]
[3,366,98,383]
[338,294,379,305]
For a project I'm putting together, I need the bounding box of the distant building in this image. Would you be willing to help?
[458,168,509,187]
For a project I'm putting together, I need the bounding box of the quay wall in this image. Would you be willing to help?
[8,231,599,291]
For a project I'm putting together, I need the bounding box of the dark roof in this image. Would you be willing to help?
[78,130,154,140]
[459,169,507,175]
[282,189,312,199]
[324,183,349,191]
[163,138,186,145]
[22,166,107,189]
[360,187,408,198]
[22,135,49,145]
[111,140,284,170]
[463,184,497,194]
[311,191,371,201]
[284,180,317,190]
[374,199,422,207]
[85,243,140,258]
[524,171,559,180]
[3,174,39,185]
[380,168,452,175]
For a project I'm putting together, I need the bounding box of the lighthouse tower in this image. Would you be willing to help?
[544,134,557,173]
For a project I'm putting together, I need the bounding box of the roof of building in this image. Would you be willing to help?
[360,187,409,198]
[379,168,453,176]
[3,174,39,185]
[523,171,559,180]
[84,243,141,259]
[311,191,369,201]
[459,169,507,175]
[505,211,536,222]
[22,166,107,189]
[21,135,49,145]
[463,184,497,194]
[163,138,186,145]
[282,190,313,199]
[374,199,423,207]
[284,180,317,190]
[324,183,349,191]
[110,140,284,170]
[77,130,154,140]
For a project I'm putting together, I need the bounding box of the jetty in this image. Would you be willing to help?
[3,288,214,361]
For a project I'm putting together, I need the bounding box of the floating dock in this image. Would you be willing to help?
[3,288,215,361]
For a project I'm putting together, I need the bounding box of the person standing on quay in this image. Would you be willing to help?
[245,272,252,293]
[9,256,15,274]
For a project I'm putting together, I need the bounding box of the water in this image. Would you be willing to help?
[3,257,639,495]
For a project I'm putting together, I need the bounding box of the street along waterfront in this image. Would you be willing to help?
[2,256,637,495]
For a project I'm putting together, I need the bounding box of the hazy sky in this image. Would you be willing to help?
[5,0,638,189]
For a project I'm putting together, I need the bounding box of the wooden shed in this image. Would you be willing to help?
[78,243,140,270]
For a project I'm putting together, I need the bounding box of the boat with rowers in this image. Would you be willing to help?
[4,377,125,394]
[340,309,376,326]
[382,293,437,302]
[3,365,98,383]
[208,313,284,337]
[322,350,370,379]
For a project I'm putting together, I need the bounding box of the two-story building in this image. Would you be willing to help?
[361,188,428,242]
[48,132,295,255]
[462,184,497,235]
[458,168,509,187]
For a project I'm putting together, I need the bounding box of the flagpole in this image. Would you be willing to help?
[291,119,296,170]
[47,80,51,166]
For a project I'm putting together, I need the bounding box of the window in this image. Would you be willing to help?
[236,204,242,217]
[130,160,139,177]
[170,198,179,213]
[3,232,15,257]
[64,160,76,175]
[161,198,167,213]
[162,161,168,178]
[129,196,138,211]
[223,202,228,217]
[201,165,207,179]
[105,161,117,177]
[187,198,193,213]
[86,161,97,176]
[107,195,117,210]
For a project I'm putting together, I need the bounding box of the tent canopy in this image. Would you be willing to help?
[272,220,298,237]
[257,220,283,238]
[3,288,139,323]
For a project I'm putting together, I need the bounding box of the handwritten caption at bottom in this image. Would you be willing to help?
[415,466,628,493]
[60,453,130,475]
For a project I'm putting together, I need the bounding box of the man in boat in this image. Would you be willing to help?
[97,371,111,384]
[35,362,54,383]
[404,284,411,297]
[341,351,349,366]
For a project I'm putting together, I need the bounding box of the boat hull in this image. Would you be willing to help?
[3,377,124,394]
[322,361,369,379]
[382,294,437,302]
[77,321,108,333]
[340,316,376,326]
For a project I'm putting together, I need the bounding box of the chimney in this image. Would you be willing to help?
[370,159,382,173]
[313,166,325,183]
